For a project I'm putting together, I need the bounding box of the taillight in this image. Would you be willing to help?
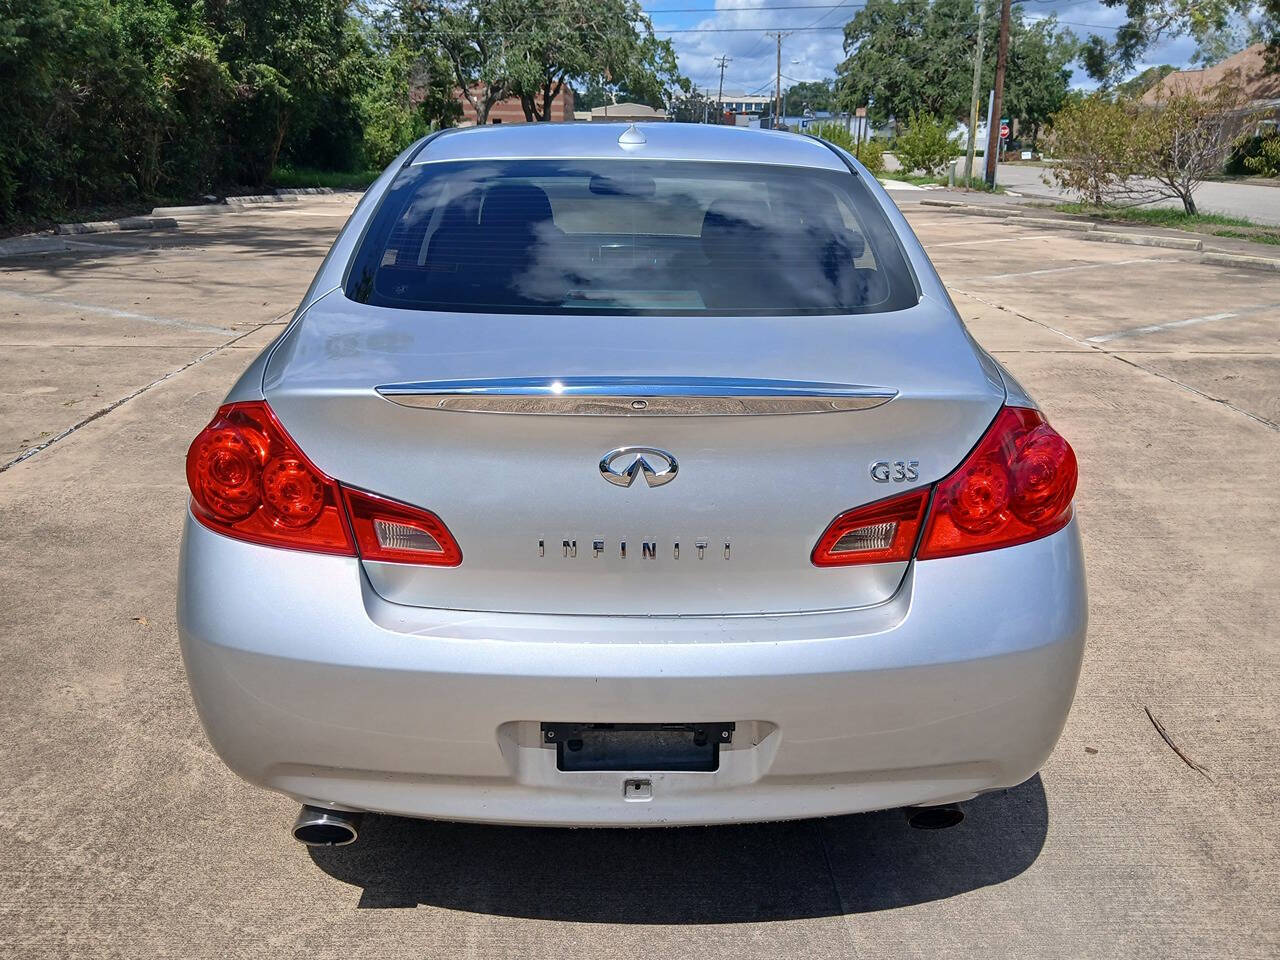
[186,401,354,555]
[344,487,462,566]
[917,406,1077,559]
[811,489,929,567]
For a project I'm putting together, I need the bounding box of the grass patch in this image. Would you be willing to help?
[956,175,1005,193]
[881,172,1006,192]
[1051,202,1280,246]
[888,173,946,186]
[1211,229,1280,245]
[1051,203,1255,229]
[268,166,381,190]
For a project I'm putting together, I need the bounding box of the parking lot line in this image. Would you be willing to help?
[1086,301,1280,343]
[956,257,1175,282]
[954,289,1279,432]
[0,287,232,335]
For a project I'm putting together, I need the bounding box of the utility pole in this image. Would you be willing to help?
[963,0,987,182]
[714,56,731,125]
[766,32,791,129]
[984,0,1012,187]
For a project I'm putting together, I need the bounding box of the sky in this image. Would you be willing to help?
[640,0,1206,99]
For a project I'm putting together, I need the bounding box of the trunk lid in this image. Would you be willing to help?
[263,291,1004,615]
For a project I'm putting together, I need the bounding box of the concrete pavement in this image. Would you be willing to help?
[0,198,1277,959]
[992,163,1280,225]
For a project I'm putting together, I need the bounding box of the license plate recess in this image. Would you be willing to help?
[541,722,735,772]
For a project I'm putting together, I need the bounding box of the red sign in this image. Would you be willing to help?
[999,122,1010,140]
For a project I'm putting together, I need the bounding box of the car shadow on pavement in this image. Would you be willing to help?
[309,774,1047,920]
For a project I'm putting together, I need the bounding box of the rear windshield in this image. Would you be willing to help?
[345,158,918,316]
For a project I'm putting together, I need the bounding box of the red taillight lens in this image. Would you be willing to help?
[812,488,929,567]
[186,401,355,555]
[343,487,462,566]
[917,406,1077,560]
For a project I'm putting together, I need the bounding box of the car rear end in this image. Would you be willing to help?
[177,125,1086,830]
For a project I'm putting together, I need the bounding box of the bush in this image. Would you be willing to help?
[1044,95,1139,206]
[1235,131,1280,177]
[810,123,884,176]
[893,111,955,175]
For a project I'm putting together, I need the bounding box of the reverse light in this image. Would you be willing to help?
[917,406,1077,559]
[343,487,462,566]
[811,489,929,567]
[186,401,354,555]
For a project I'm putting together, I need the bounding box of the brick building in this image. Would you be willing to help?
[457,87,576,125]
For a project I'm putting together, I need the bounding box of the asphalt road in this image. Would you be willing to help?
[1,198,1277,958]
[993,162,1280,225]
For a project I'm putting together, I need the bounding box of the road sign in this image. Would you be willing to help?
[999,120,1010,140]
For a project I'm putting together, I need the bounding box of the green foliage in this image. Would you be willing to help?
[835,0,1076,138]
[1,0,679,222]
[401,0,685,123]
[810,123,885,176]
[1049,83,1255,214]
[894,111,956,175]
[1044,95,1139,206]
[1114,64,1178,99]
[269,166,383,189]
[1079,0,1265,84]
[1238,131,1280,176]
[785,80,835,112]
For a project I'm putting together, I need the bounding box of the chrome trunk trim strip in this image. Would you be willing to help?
[376,377,896,416]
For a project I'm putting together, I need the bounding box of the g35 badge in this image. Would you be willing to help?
[870,459,919,483]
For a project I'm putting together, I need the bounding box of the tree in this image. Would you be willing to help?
[668,89,718,123]
[1045,95,1139,206]
[1003,20,1078,149]
[894,111,956,174]
[1080,0,1275,83]
[1047,81,1257,213]
[836,0,978,124]
[399,0,519,126]
[206,0,361,183]
[835,0,1075,133]
[786,79,835,113]
[1139,80,1257,213]
[1114,64,1177,99]
[505,0,684,122]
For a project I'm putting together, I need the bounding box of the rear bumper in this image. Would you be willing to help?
[178,513,1087,826]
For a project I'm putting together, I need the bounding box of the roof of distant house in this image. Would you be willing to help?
[1140,44,1280,105]
[590,102,666,120]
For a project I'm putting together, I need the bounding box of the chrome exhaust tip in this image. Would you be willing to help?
[292,805,362,846]
[906,803,965,830]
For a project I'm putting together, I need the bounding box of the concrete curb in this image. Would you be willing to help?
[273,187,336,195]
[54,216,178,236]
[1019,216,1095,232]
[151,203,245,216]
[0,236,75,257]
[1202,251,1280,271]
[920,198,966,208]
[1083,231,1203,251]
[956,206,1022,218]
[225,194,298,204]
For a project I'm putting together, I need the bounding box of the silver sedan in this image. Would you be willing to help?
[178,123,1086,845]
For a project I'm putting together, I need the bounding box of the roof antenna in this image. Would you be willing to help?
[618,123,646,147]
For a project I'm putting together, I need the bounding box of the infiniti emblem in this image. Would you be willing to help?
[599,447,679,488]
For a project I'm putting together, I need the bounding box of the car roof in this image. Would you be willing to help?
[410,122,850,171]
